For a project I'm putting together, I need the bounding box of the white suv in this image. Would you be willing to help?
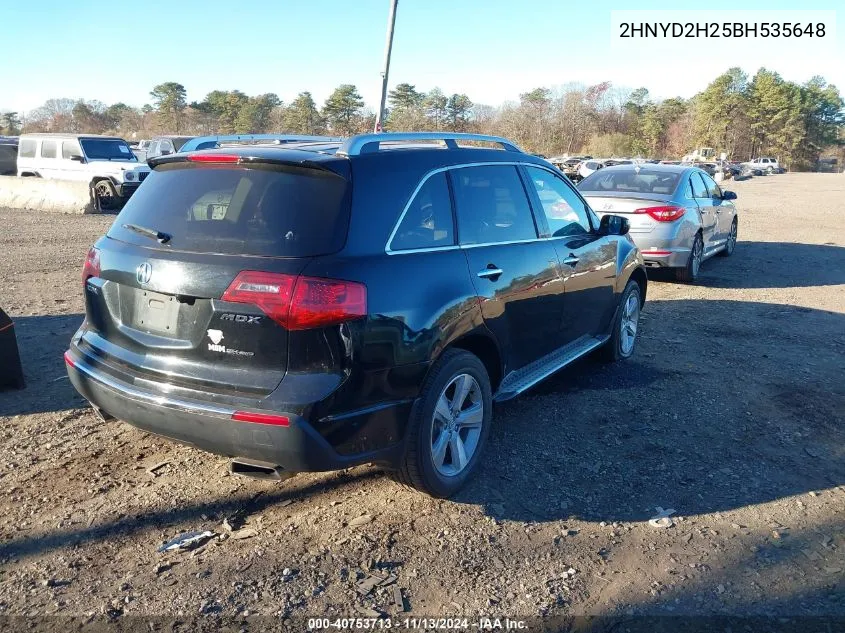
[17,134,151,210]
[746,156,780,173]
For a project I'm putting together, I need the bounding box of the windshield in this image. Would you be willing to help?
[172,137,193,151]
[578,169,681,195]
[108,163,351,257]
[81,139,137,161]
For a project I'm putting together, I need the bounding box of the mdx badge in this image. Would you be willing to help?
[221,313,262,324]
[136,262,152,285]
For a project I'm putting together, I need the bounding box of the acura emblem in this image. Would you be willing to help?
[136,262,152,285]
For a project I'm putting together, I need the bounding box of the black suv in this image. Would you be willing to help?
[65,132,646,497]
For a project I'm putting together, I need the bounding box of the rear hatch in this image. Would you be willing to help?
[578,168,687,234]
[79,152,352,398]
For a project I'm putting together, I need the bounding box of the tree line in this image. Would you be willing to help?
[2,67,842,169]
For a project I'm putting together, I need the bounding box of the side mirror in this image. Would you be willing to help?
[722,190,737,200]
[69,155,85,162]
[160,149,172,156]
[599,214,630,236]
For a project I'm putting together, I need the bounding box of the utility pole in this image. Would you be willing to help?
[374,0,398,133]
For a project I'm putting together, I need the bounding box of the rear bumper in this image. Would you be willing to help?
[65,350,408,472]
[639,248,690,269]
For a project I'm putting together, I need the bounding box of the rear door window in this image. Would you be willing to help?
[390,172,455,251]
[19,139,36,158]
[41,140,57,158]
[108,163,350,257]
[450,165,537,245]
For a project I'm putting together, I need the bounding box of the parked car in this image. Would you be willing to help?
[65,132,647,498]
[0,136,18,175]
[745,156,780,173]
[144,136,196,162]
[578,164,738,282]
[179,134,342,153]
[16,134,150,210]
[577,159,606,180]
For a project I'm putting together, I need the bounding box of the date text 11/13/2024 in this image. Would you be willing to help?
[308,617,528,630]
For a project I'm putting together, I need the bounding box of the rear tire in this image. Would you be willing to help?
[393,349,492,498]
[600,279,641,362]
[674,232,703,283]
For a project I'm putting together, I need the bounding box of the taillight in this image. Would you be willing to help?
[222,271,367,330]
[634,206,686,222]
[82,247,100,285]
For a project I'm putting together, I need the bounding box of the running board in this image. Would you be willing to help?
[494,335,609,402]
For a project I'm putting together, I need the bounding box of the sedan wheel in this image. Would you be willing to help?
[720,218,738,257]
[430,374,483,477]
[675,233,703,283]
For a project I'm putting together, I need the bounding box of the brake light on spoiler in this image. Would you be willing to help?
[222,271,367,330]
[185,153,242,164]
[634,206,686,222]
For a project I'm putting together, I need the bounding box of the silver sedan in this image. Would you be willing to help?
[578,164,738,282]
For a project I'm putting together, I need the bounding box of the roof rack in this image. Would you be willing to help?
[181,134,342,152]
[337,133,523,156]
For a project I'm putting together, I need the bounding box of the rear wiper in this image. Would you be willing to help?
[123,223,171,244]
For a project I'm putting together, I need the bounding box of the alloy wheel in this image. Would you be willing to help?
[620,291,640,356]
[691,237,703,277]
[430,374,483,477]
[726,220,737,254]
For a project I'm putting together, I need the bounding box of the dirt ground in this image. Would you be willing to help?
[0,173,843,630]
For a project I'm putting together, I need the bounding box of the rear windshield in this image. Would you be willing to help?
[579,169,681,195]
[108,163,350,257]
[81,139,136,161]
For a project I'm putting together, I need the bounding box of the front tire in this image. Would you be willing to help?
[675,232,703,283]
[718,217,738,257]
[394,349,493,498]
[600,279,641,362]
[92,179,118,212]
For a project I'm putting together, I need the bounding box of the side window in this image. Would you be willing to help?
[690,173,709,198]
[19,139,36,158]
[700,172,722,198]
[148,141,159,156]
[41,140,57,159]
[524,166,591,236]
[450,165,537,245]
[160,140,174,154]
[389,172,455,251]
[62,141,82,159]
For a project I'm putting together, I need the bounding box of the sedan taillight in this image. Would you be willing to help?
[634,206,686,222]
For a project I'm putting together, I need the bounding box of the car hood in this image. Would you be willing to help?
[88,159,150,173]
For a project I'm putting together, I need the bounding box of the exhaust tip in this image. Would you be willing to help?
[230,458,295,482]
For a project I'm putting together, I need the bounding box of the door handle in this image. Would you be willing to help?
[562,256,579,266]
[477,266,503,280]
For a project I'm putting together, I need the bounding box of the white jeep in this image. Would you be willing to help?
[17,133,151,210]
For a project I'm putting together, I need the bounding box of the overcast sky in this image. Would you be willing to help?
[2,0,842,114]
